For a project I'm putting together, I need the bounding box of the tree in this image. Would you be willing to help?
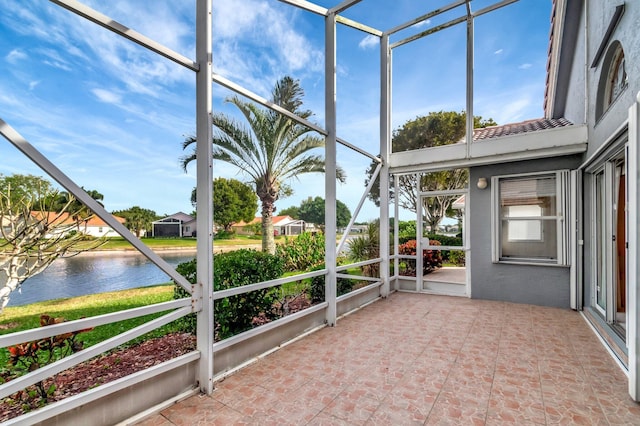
[181,76,345,254]
[112,206,159,238]
[190,178,258,232]
[365,111,496,230]
[0,176,103,312]
[347,220,379,277]
[0,174,54,208]
[278,205,300,219]
[298,196,351,229]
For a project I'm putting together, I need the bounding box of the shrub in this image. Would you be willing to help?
[397,239,442,275]
[397,221,417,243]
[309,264,354,303]
[2,315,91,407]
[424,233,462,262]
[447,250,466,266]
[213,230,234,240]
[172,249,284,340]
[426,233,463,247]
[347,221,380,277]
[275,232,325,272]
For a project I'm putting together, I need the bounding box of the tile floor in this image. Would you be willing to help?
[136,292,640,425]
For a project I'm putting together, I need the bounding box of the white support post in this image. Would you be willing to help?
[324,12,338,326]
[393,174,400,292]
[379,34,391,298]
[628,93,640,401]
[415,174,422,292]
[465,1,474,156]
[195,0,214,395]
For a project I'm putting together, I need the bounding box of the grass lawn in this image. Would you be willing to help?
[99,235,265,250]
[0,285,177,366]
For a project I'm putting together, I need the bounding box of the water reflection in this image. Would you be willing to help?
[7,252,195,307]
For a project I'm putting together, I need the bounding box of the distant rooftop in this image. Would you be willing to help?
[473,117,573,141]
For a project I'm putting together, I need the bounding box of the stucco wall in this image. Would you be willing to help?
[586,0,640,157]
[554,1,639,152]
[560,1,586,125]
[469,155,582,308]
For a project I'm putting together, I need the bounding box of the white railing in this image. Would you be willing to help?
[0,0,400,422]
[0,301,192,399]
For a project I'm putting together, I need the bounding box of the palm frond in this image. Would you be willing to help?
[212,113,265,177]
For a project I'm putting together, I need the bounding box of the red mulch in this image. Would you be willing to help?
[0,332,196,422]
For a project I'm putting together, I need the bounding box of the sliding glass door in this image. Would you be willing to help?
[591,151,627,337]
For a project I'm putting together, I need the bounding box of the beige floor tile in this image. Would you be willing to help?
[133,293,640,426]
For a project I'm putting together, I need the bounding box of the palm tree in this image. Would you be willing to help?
[182,76,345,254]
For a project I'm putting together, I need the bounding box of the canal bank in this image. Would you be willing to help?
[6,243,262,307]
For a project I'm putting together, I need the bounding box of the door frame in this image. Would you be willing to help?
[416,188,470,295]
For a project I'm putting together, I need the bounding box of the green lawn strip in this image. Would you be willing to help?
[276,271,313,298]
[98,236,266,251]
[0,285,176,366]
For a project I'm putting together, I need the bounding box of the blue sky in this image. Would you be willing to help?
[0,0,552,223]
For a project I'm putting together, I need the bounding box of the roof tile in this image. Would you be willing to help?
[473,117,572,141]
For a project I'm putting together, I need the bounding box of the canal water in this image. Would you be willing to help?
[6,252,196,307]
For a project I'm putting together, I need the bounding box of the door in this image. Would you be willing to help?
[591,151,627,337]
[417,190,468,296]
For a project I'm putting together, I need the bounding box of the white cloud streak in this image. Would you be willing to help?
[6,48,27,63]
[359,35,379,50]
[92,88,122,104]
[211,0,322,92]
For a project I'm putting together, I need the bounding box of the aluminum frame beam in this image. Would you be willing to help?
[336,162,382,255]
[195,0,214,396]
[2,356,199,426]
[391,15,467,49]
[465,1,474,157]
[329,0,363,15]
[212,73,328,136]
[0,119,192,292]
[379,32,391,297]
[390,0,518,49]
[212,73,376,161]
[384,0,468,36]
[0,299,190,348]
[324,12,338,326]
[50,0,198,71]
[336,15,383,36]
[0,306,191,399]
[278,0,328,16]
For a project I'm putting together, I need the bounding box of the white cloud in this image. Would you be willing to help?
[28,81,40,90]
[92,88,122,104]
[6,48,27,64]
[411,19,431,29]
[211,0,323,86]
[494,49,503,55]
[38,48,73,71]
[518,63,532,69]
[359,35,379,50]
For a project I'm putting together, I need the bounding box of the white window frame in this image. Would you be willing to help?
[491,170,571,266]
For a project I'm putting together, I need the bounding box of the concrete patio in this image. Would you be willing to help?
[135,292,640,425]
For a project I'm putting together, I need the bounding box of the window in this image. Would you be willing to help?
[606,46,627,106]
[596,41,628,120]
[492,171,570,265]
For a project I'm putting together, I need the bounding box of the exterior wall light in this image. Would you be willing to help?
[477,177,488,190]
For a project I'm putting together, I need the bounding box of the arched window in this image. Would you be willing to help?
[596,41,628,120]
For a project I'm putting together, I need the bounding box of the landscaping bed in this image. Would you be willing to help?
[0,332,196,422]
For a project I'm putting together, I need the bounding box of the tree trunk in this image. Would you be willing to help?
[261,199,276,254]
